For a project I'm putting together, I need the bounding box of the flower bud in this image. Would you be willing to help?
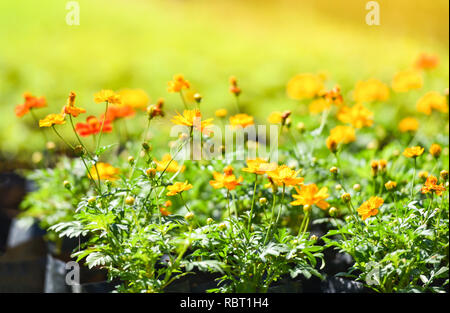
[184,212,195,221]
[335,184,342,191]
[63,180,71,189]
[329,207,337,217]
[440,170,449,181]
[125,196,135,205]
[385,180,397,191]
[88,196,96,204]
[46,141,56,150]
[218,222,227,230]
[206,217,214,225]
[430,144,442,158]
[303,204,311,212]
[142,142,152,151]
[310,235,318,241]
[329,166,338,174]
[146,168,156,178]
[74,145,85,157]
[345,215,352,222]
[341,193,351,203]
[193,93,202,103]
[128,156,135,165]
[296,122,305,133]
[418,171,429,180]
[32,151,43,164]
[353,184,361,192]
[259,197,267,205]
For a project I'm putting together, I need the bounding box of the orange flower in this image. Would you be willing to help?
[75,116,113,137]
[171,109,214,134]
[154,154,185,173]
[421,175,446,196]
[215,108,228,118]
[229,113,254,128]
[357,196,383,220]
[403,146,424,158]
[118,89,149,109]
[167,181,193,196]
[210,166,243,191]
[392,70,423,92]
[103,105,135,122]
[63,91,86,118]
[430,143,442,158]
[167,74,190,93]
[160,202,172,216]
[242,158,277,175]
[398,117,419,132]
[415,53,439,70]
[326,125,356,152]
[89,162,120,181]
[337,103,373,128]
[290,184,330,210]
[15,92,47,117]
[286,73,325,100]
[353,79,389,103]
[147,98,165,119]
[94,90,122,104]
[416,91,448,115]
[39,113,66,127]
[267,165,304,187]
[321,85,344,106]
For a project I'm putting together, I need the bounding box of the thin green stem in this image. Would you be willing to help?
[247,174,258,233]
[95,101,109,154]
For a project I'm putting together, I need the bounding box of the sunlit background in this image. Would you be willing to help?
[0,0,448,168]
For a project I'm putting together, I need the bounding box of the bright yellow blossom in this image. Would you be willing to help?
[39,113,66,127]
[290,184,330,210]
[416,91,448,115]
[286,73,325,100]
[89,162,120,181]
[154,154,185,173]
[337,103,373,128]
[353,79,389,103]
[357,196,383,220]
[167,181,193,196]
[398,117,419,132]
[94,90,122,104]
[392,70,423,92]
[403,146,424,158]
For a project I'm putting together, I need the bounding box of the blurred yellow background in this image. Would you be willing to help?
[0,0,448,162]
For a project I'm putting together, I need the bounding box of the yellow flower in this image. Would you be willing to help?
[429,143,442,158]
[209,166,243,191]
[39,113,66,127]
[267,111,291,124]
[242,158,277,175]
[385,181,397,190]
[118,89,149,109]
[215,109,228,118]
[229,113,254,128]
[171,109,214,134]
[167,74,190,93]
[398,117,419,132]
[353,79,389,103]
[416,91,448,115]
[286,73,325,100]
[392,70,423,92]
[309,98,332,115]
[337,103,373,128]
[63,91,86,118]
[94,90,122,104]
[167,181,193,196]
[89,162,120,181]
[267,165,304,187]
[325,125,356,152]
[403,146,424,158]
[357,196,383,221]
[290,184,330,210]
[154,154,185,173]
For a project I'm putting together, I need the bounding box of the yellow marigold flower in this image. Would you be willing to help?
[385,180,397,190]
[63,91,86,118]
[398,117,419,132]
[267,165,304,187]
[353,79,389,103]
[209,166,243,191]
[215,108,228,118]
[430,143,442,158]
[286,73,325,100]
[403,146,424,158]
[326,125,356,152]
[242,158,277,175]
[416,91,448,115]
[309,98,332,115]
[337,103,373,128]
[229,113,254,128]
[421,175,446,196]
[154,154,185,173]
[167,181,193,196]
[392,70,423,93]
[89,162,120,181]
[357,196,383,221]
[118,89,149,109]
[94,90,122,104]
[171,109,214,134]
[290,184,330,210]
[418,171,429,180]
[167,74,190,93]
[39,113,66,127]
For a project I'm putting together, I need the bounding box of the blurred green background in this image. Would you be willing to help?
[0,0,448,166]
